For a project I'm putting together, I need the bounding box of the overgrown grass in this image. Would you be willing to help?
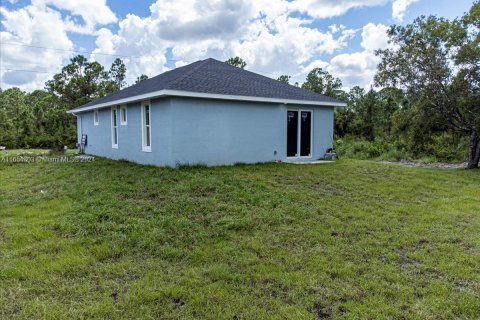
[0,148,77,157]
[335,134,470,163]
[0,152,479,319]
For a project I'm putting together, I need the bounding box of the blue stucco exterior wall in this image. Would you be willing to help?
[76,97,334,167]
[78,99,173,166]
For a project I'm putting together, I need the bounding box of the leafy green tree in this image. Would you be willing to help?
[225,56,247,69]
[0,102,10,146]
[355,88,377,141]
[391,99,449,157]
[0,88,77,149]
[24,90,49,146]
[109,58,127,90]
[0,88,26,147]
[375,87,404,135]
[334,87,361,137]
[334,90,354,137]
[26,90,76,148]
[135,74,149,84]
[277,75,291,84]
[375,2,480,168]
[334,86,401,141]
[46,55,114,109]
[302,68,343,98]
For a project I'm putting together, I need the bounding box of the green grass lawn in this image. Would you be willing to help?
[0,152,479,319]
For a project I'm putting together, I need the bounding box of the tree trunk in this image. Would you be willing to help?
[467,129,480,169]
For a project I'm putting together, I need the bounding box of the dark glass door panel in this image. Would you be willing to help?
[300,111,311,157]
[287,111,298,157]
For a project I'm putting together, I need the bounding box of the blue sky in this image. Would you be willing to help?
[0,0,475,91]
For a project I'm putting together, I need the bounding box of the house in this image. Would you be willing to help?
[68,58,346,167]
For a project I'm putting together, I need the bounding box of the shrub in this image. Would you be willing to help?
[428,133,468,162]
[335,133,469,163]
[335,136,388,159]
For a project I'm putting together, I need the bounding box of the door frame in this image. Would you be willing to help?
[286,108,313,159]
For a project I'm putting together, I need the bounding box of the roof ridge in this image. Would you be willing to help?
[128,60,203,88]
[165,59,212,90]
[221,60,335,98]
[211,59,336,100]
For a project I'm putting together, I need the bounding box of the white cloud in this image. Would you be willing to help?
[91,14,170,82]
[392,0,419,21]
[89,0,357,87]
[87,1,396,90]
[0,0,117,90]
[289,0,387,19]
[327,23,390,89]
[360,23,389,50]
[0,0,398,91]
[0,4,74,90]
[34,0,117,32]
[231,15,356,77]
[328,51,379,88]
[149,0,255,41]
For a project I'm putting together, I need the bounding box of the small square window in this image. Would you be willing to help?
[120,105,127,125]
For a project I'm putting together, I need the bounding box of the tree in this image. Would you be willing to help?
[357,89,377,141]
[46,55,115,109]
[0,88,26,147]
[302,68,343,98]
[375,2,480,168]
[135,74,149,84]
[26,90,76,148]
[450,2,480,167]
[25,90,49,145]
[225,56,247,69]
[334,89,354,137]
[277,75,291,84]
[339,86,378,141]
[0,87,78,149]
[375,87,404,135]
[109,58,127,90]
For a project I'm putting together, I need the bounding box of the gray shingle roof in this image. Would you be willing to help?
[77,58,343,110]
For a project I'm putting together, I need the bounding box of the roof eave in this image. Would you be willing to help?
[67,89,346,113]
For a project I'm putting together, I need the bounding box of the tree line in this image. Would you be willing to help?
[0,57,148,150]
[0,1,478,167]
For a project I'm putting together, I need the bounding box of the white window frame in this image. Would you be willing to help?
[120,105,127,125]
[286,109,313,159]
[93,110,99,126]
[111,106,118,149]
[141,101,152,152]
